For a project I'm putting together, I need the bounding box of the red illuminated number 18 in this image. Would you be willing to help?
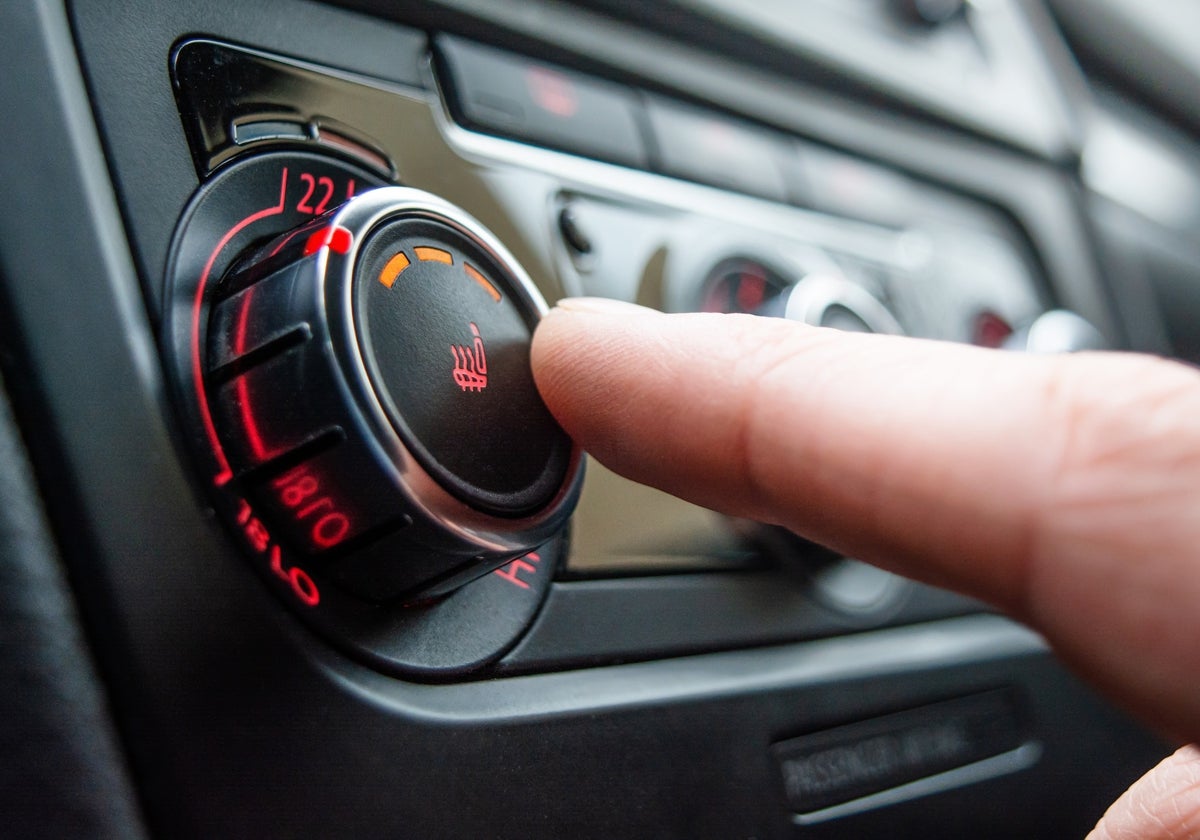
[272,466,351,549]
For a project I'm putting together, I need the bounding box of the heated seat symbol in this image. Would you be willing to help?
[451,322,488,392]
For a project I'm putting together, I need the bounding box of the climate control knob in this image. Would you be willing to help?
[765,273,903,335]
[204,187,581,601]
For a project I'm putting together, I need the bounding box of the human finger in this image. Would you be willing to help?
[531,298,1200,741]
[1088,745,1200,839]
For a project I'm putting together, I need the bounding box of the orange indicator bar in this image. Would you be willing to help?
[465,263,502,302]
[414,246,453,265]
[378,252,411,288]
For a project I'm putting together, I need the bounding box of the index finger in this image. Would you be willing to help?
[531,297,1200,740]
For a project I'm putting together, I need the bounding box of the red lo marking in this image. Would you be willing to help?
[238,497,322,607]
[269,545,321,607]
[493,552,542,590]
[451,322,488,392]
[272,466,351,549]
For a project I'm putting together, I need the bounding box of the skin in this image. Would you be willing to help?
[530,297,1200,838]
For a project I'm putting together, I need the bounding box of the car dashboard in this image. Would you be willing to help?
[2,0,1197,837]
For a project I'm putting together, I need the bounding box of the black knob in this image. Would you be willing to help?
[204,187,581,601]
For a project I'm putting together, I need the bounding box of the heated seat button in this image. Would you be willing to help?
[435,35,649,168]
[354,216,573,516]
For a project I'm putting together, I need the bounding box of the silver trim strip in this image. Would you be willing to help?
[792,742,1044,825]
[424,63,916,269]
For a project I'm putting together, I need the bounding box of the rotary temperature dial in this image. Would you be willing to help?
[204,186,581,602]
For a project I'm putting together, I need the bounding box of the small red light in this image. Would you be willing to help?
[303,225,353,256]
[525,66,578,118]
[973,311,1014,349]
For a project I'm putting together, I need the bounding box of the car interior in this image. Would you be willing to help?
[3,0,1200,837]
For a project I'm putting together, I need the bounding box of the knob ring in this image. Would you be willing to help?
[781,273,904,335]
[315,187,583,557]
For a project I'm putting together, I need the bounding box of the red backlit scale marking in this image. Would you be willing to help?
[192,167,290,486]
[272,465,352,550]
[232,285,274,463]
[192,169,358,484]
[236,499,321,607]
[189,166,340,610]
[494,552,542,590]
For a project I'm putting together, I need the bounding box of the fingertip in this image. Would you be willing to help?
[532,297,661,398]
[1088,745,1200,839]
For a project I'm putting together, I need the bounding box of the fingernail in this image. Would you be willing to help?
[550,297,659,317]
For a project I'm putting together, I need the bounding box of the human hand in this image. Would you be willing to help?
[531,297,1200,838]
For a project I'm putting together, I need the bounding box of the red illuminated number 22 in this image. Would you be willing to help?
[296,173,336,215]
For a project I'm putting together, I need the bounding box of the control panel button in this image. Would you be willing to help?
[354,216,572,515]
[436,36,650,169]
[644,98,789,201]
[164,151,578,673]
[205,186,581,599]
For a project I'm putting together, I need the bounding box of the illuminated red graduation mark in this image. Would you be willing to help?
[493,552,542,590]
[451,322,488,392]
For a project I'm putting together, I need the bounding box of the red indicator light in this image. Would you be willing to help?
[414,246,453,264]
[735,270,767,312]
[378,252,411,288]
[464,262,502,302]
[303,225,353,256]
[973,311,1014,349]
[451,322,488,392]
[525,66,578,118]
